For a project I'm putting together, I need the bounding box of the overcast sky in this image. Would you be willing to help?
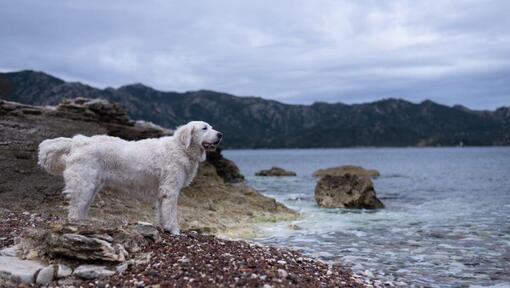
[1,0,509,109]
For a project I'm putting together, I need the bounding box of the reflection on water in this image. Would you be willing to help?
[224,148,510,287]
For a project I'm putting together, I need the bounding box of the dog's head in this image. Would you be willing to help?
[175,121,223,153]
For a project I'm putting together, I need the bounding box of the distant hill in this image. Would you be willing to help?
[1,70,509,148]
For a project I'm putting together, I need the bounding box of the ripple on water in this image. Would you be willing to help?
[225,148,510,287]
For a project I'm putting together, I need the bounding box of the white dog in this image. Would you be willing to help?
[38,121,222,234]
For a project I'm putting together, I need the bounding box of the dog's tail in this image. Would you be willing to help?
[38,137,73,175]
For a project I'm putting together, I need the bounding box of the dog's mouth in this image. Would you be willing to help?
[202,140,221,152]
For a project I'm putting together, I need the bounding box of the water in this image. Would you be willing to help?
[223,148,510,287]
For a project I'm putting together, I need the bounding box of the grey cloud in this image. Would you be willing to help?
[0,0,509,109]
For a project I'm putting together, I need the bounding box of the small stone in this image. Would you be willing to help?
[0,245,19,257]
[116,263,129,273]
[56,264,72,278]
[277,269,288,278]
[135,222,160,241]
[73,264,115,279]
[36,266,54,285]
[277,260,287,265]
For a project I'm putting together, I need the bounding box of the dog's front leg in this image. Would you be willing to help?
[158,185,180,234]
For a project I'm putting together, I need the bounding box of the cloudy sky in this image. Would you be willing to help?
[1,0,509,109]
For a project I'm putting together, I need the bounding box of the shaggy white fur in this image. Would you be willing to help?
[38,121,222,234]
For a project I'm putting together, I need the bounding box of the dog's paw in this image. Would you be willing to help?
[164,226,180,235]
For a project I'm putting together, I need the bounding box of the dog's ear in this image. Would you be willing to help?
[176,125,194,149]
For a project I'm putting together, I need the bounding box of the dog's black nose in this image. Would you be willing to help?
[217,132,223,139]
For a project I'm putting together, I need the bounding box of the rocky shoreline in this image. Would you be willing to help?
[0,211,365,287]
[0,98,375,287]
[0,98,297,235]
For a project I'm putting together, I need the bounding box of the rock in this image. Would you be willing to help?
[313,165,380,178]
[206,148,245,183]
[116,262,129,274]
[180,163,298,235]
[314,174,384,209]
[48,233,128,262]
[35,265,54,285]
[135,221,160,241]
[73,264,115,279]
[277,268,288,278]
[56,264,72,278]
[0,244,19,257]
[19,222,148,263]
[57,97,132,125]
[255,167,296,177]
[0,256,44,284]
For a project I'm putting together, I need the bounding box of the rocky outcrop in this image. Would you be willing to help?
[0,98,297,236]
[313,165,380,178]
[180,162,297,235]
[314,174,384,209]
[255,167,297,177]
[206,148,244,183]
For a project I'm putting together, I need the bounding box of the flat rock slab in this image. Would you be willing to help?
[74,264,115,279]
[0,256,44,284]
[0,244,19,257]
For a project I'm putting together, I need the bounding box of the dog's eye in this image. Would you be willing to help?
[202,126,207,130]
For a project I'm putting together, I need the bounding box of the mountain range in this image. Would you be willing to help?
[1,70,509,148]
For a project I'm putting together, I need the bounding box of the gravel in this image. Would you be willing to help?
[0,211,366,287]
[96,232,364,287]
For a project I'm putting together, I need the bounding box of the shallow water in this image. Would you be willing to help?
[223,148,510,287]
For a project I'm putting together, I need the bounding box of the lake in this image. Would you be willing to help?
[224,148,510,287]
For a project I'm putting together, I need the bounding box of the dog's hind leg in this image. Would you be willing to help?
[64,164,103,221]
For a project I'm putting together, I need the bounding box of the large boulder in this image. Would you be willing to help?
[313,165,380,178]
[255,166,296,177]
[314,174,384,209]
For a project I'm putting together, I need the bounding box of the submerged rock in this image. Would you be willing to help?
[313,165,380,178]
[255,166,297,177]
[314,174,384,209]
